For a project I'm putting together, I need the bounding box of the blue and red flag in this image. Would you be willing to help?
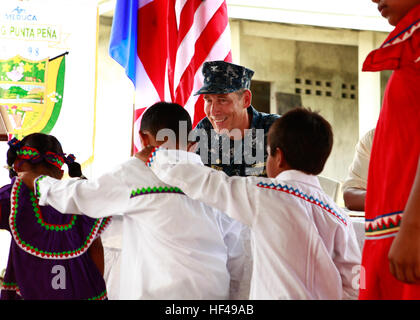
[109,0,232,152]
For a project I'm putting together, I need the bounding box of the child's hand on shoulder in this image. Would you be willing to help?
[135,145,155,163]
[17,171,40,191]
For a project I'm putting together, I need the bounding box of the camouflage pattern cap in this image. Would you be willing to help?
[194,61,254,95]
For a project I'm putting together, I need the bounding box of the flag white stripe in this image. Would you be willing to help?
[175,0,189,30]
[184,25,232,119]
[173,0,225,91]
[134,56,161,109]
[164,59,172,102]
[133,116,143,151]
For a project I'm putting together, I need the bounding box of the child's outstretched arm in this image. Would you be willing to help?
[388,156,420,283]
[139,148,258,227]
[19,166,130,219]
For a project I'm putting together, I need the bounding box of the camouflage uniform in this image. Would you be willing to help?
[194,106,279,177]
[193,60,280,177]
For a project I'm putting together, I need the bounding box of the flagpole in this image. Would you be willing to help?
[49,51,69,61]
[131,102,135,156]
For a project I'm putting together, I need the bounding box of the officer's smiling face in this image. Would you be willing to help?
[203,90,251,138]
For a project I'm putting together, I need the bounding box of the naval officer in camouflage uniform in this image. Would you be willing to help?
[193,61,280,177]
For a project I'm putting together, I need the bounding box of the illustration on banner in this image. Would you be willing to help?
[0,52,66,138]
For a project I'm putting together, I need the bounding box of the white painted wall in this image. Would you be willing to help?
[91,17,134,178]
[239,31,359,182]
[226,0,393,32]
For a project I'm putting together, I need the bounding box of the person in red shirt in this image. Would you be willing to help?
[359,0,420,299]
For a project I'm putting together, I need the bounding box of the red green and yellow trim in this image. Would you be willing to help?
[0,280,107,300]
[130,186,184,198]
[0,281,22,296]
[30,190,78,231]
[9,178,106,260]
[88,289,107,300]
[365,211,403,240]
[97,217,112,234]
[35,175,47,198]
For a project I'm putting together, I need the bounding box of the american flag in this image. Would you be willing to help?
[109,0,232,153]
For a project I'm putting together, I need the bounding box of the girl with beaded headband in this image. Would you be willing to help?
[7,134,80,180]
[0,133,110,300]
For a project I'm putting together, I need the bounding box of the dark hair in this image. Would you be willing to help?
[268,107,333,175]
[140,102,192,144]
[7,133,83,179]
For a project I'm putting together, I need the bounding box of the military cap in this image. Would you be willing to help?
[194,61,254,95]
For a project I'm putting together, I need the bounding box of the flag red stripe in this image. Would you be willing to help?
[177,0,203,45]
[224,51,232,63]
[192,95,205,126]
[173,2,229,106]
[137,0,168,101]
[134,107,147,123]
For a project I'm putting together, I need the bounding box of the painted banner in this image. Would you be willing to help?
[0,53,65,138]
[0,0,98,181]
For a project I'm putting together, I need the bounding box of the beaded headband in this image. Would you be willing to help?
[8,137,76,170]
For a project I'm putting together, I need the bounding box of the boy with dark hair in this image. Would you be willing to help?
[266,107,333,176]
[139,107,361,299]
[20,102,249,300]
[140,101,192,139]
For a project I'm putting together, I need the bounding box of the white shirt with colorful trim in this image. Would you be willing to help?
[146,148,362,300]
[34,157,250,300]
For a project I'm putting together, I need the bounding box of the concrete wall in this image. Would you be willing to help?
[239,32,359,182]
